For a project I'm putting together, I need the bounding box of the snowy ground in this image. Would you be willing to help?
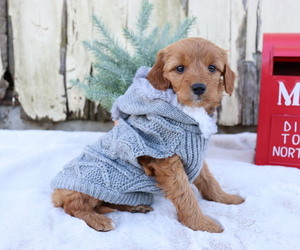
[0,130,299,250]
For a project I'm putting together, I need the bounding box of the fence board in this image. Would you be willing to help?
[0,0,7,100]
[188,0,231,49]
[219,0,245,125]
[258,0,300,52]
[188,0,245,125]
[8,0,66,121]
[65,0,130,119]
[151,0,186,28]
[0,0,7,72]
[0,46,3,78]
[65,0,93,119]
[245,0,259,62]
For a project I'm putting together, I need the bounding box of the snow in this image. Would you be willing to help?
[0,130,299,250]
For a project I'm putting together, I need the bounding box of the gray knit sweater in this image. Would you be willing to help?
[51,67,216,206]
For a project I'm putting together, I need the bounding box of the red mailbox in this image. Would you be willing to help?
[255,33,300,169]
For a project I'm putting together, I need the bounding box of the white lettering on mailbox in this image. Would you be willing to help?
[272,146,300,158]
[277,81,300,106]
[283,121,298,133]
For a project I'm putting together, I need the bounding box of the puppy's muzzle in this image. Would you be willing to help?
[191,83,206,96]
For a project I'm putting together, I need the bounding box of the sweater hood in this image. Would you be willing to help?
[111,67,196,123]
[111,66,217,138]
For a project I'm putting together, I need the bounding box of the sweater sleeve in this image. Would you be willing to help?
[111,116,183,167]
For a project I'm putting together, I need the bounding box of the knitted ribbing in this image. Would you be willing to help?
[51,67,214,206]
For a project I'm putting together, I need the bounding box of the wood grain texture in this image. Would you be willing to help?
[8,0,66,121]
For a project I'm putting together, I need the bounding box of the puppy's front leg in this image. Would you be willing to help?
[194,161,244,205]
[139,155,223,233]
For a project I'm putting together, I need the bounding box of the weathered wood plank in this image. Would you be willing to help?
[65,0,130,119]
[92,0,128,45]
[126,0,187,56]
[90,0,130,120]
[0,0,8,100]
[237,0,260,126]
[188,0,233,125]
[65,0,93,119]
[0,45,7,101]
[127,0,186,38]
[258,0,300,52]
[0,46,3,77]
[151,0,186,28]
[0,0,7,72]
[188,0,245,125]
[188,0,231,49]
[245,0,259,62]
[239,61,259,125]
[220,0,246,126]
[8,0,66,121]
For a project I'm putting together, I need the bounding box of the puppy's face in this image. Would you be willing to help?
[147,38,235,114]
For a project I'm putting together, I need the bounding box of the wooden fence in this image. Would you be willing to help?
[1,0,300,126]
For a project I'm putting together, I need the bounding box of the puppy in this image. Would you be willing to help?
[52,37,244,233]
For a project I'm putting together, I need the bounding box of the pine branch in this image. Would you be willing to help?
[137,0,153,36]
[83,41,116,65]
[91,15,114,45]
[72,1,197,113]
[92,16,133,66]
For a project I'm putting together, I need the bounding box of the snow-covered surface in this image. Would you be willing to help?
[0,130,299,250]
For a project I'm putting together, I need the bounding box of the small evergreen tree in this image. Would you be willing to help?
[72,0,196,112]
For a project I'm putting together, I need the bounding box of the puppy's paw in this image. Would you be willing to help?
[184,215,223,233]
[200,215,224,233]
[221,194,244,205]
[89,214,115,232]
[128,205,153,213]
[229,194,244,205]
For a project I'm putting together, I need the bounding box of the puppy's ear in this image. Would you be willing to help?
[147,52,171,90]
[223,64,235,95]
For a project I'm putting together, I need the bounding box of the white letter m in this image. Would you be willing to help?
[277,81,300,106]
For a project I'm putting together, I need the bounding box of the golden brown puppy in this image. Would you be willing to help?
[52,37,243,233]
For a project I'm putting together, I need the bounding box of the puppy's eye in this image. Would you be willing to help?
[208,65,216,73]
[176,65,185,73]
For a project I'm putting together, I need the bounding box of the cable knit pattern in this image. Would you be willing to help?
[51,67,216,206]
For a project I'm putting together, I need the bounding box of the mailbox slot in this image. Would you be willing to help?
[273,57,300,76]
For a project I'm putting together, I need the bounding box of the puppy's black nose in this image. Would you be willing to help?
[191,83,206,95]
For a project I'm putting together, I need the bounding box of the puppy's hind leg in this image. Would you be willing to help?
[52,189,115,231]
[194,161,244,205]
